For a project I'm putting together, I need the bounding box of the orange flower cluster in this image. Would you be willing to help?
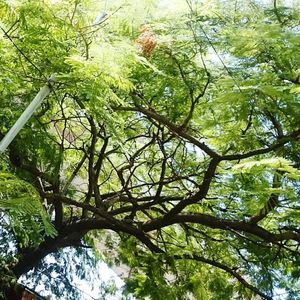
[136,25,157,57]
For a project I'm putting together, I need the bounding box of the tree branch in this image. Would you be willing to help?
[113,105,220,158]
[142,213,300,243]
[174,253,272,300]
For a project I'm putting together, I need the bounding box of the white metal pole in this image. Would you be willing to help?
[0,76,55,153]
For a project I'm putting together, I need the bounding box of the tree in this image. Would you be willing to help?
[0,0,299,299]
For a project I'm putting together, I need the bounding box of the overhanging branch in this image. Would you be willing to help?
[142,213,300,244]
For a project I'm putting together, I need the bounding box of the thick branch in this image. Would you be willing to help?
[12,214,162,278]
[45,193,164,252]
[163,158,220,216]
[142,213,300,243]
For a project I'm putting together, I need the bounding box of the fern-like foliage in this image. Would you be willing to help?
[0,172,56,248]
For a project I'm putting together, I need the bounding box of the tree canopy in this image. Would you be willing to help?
[0,0,300,299]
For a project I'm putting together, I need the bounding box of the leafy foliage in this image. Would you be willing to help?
[0,171,56,245]
[0,0,300,299]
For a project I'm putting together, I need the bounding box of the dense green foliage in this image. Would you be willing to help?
[0,0,300,299]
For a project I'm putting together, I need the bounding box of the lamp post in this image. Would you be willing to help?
[0,76,55,153]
